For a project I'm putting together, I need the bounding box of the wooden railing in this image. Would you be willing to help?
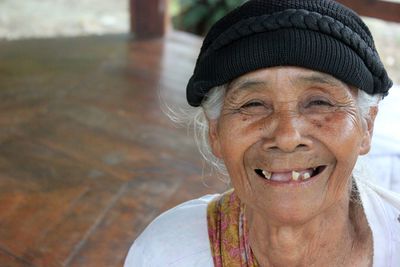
[129,0,400,39]
[336,0,400,23]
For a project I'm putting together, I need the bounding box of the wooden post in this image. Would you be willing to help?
[130,0,169,39]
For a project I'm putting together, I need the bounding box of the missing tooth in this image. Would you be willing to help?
[255,169,265,178]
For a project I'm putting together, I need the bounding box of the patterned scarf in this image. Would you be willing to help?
[207,190,260,267]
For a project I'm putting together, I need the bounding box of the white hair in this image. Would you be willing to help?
[162,85,228,181]
[167,84,382,181]
[357,89,382,119]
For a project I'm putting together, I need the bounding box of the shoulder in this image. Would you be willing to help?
[358,178,400,222]
[356,178,400,265]
[124,194,219,267]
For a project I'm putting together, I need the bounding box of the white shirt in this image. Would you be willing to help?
[125,178,400,267]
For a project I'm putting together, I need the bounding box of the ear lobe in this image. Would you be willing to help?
[359,130,371,155]
[359,106,378,155]
[208,119,223,159]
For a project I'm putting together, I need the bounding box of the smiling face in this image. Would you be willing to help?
[208,66,375,224]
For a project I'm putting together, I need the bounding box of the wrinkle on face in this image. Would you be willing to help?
[208,66,373,225]
[223,74,359,123]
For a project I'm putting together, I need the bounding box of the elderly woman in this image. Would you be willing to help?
[125,0,400,266]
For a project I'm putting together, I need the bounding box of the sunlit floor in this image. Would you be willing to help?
[0,31,227,267]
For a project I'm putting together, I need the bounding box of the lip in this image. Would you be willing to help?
[255,165,327,187]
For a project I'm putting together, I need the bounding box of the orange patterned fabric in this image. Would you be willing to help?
[207,190,259,267]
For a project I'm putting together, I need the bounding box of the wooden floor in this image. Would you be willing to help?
[0,32,228,267]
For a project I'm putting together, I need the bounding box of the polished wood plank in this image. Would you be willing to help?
[0,32,226,266]
[0,249,33,267]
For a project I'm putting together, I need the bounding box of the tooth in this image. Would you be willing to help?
[292,171,300,181]
[262,170,271,179]
[303,173,311,180]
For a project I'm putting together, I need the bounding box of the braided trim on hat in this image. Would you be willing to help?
[201,9,388,92]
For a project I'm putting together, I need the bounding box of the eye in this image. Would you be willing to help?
[241,101,264,109]
[307,99,333,107]
[238,100,272,115]
[304,95,335,108]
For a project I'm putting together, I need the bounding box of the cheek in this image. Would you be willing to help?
[216,118,260,198]
[314,112,362,172]
[309,112,362,199]
[217,116,261,168]
[310,110,363,148]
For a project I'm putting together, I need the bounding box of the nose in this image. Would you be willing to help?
[262,112,311,153]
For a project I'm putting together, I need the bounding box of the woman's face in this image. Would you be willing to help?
[209,66,375,224]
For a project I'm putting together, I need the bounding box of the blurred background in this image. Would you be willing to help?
[0,1,399,267]
[1,0,399,83]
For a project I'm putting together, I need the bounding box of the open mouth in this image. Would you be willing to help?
[254,165,326,182]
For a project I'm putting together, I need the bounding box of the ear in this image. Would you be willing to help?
[208,119,223,159]
[359,106,378,155]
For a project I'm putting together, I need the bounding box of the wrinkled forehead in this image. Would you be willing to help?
[226,67,357,97]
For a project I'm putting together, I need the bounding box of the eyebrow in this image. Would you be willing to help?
[295,73,346,88]
[227,71,347,98]
[228,79,269,92]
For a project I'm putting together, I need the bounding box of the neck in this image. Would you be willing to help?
[245,198,372,267]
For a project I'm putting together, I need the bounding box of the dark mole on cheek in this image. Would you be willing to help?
[319,113,338,132]
[312,119,322,128]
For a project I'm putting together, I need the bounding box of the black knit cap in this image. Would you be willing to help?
[186,0,393,107]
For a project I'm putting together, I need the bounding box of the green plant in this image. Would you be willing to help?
[172,0,246,36]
